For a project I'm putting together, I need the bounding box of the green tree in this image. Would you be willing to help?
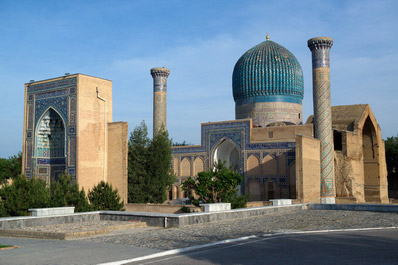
[147,128,175,203]
[50,174,91,212]
[0,152,22,184]
[385,135,398,174]
[88,181,125,211]
[182,161,243,205]
[128,121,150,203]
[0,175,51,216]
[172,141,190,146]
[127,122,175,203]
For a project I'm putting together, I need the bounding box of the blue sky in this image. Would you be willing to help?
[0,0,397,157]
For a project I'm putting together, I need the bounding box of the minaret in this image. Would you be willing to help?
[150,67,170,136]
[307,37,336,204]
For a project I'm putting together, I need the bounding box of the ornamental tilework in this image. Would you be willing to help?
[35,96,68,126]
[35,89,68,100]
[27,104,34,130]
[68,136,76,166]
[27,78,77,93]
[25,77,78,182]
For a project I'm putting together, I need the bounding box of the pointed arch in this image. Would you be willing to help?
[362,116,380,201]
[193,157,205,176]
[264,179,276,200]
[212,137,240,171]
[34,107,66,158]
[247,155,260,176]
[248,178,261,201]
[262,154,277,175]
[181,157,191,177]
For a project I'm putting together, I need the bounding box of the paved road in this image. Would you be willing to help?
[1,210,397,265]
[0,236,160,265]
[124,229,398,265]
[86,210,398,250]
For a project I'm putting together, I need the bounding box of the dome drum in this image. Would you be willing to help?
[236,101,302,128]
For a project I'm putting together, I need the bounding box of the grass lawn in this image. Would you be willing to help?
[0,245,13,248]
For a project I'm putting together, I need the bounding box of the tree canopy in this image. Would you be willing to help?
[385,135,398,174]
[182,161,243,205]
[0,152,22,184]
[128,121,175,203]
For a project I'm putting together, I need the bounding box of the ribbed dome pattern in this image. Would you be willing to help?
[232,40,304,103]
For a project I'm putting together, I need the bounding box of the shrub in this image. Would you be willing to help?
[50,174,91,212]
[224,193,249,209]
[88,181,125,211]
[0,200,7,217]
[0,175,51,216]
[183,161,242,205]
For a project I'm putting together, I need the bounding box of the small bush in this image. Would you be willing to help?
[0,200,7,217]
[50,174,91,212]
[0,175,51,216]
[224,193,248,209]
[88,181,125,211]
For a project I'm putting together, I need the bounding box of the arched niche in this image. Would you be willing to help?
[181,158,191,177]
[212,138,240,171]
[34,108,66,182]
[262,154,277,175]
[248,179,261,201]
[362,116,380,201]
[264,180,276,201]
[193,157,205,176]
[247,155,260,176]
[35,108,65,158]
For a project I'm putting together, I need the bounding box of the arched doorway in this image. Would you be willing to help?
[212,138,241,194]
[213,138,240,170]
[264,180,276,200]
[34,108,66,182]
[248,179,261,201]
[362,116,380,202]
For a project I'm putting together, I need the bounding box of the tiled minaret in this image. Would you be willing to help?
[150,67,170,136]
[308,37,336,204]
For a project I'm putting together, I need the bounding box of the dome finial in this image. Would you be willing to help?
[266,32,270,40]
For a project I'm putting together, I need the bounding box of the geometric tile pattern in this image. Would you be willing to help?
[308,38,335,197]
[24,77,77,179]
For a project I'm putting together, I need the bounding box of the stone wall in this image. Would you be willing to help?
[107,122,128,203]
[76,75,113,193]
[295,135,321,203]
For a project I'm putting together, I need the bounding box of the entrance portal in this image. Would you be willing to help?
[34,108,66,182]
[213,138,240,170]
[362,116,380,202]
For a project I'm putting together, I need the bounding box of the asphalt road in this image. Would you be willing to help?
[0,236,161,265]
[124,229,398,265]
[1,229,398,265]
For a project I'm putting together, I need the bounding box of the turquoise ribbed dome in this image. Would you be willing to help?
[232,39,304,105]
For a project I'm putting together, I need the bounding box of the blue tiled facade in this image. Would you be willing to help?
[23,77,77,182]
[172,119,296,198]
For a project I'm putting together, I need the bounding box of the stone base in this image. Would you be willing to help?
[199,203,231,212]
[320,197,336,204]
[270,199,292,206]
